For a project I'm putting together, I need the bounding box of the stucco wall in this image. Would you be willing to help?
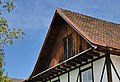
[60,73,68,82]
[93,57,108,82]
[111,55,120,82]
[49,55,113,82]
[70,68,79,82]
[51,64,91,82]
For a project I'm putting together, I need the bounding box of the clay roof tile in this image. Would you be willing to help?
[57,8,120,50]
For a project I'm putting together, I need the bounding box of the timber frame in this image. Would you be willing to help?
[27,48,120,82]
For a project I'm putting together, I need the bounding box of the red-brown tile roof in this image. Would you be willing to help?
[57,8,120,50]
[11,78,23,82]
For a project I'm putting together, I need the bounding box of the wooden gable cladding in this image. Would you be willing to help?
[30,13,65,77]
[49,19,91,68]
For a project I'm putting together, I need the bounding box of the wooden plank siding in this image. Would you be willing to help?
[49,21,91,68]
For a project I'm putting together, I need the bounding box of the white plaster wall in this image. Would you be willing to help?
[81,63,91,70]
[56,64,92,82]
[51,77,58,82]
[93,57,108,82]
[49,56,109,82]
[70,68,79,82]
[111,55,120,82]
[60,73,68,82]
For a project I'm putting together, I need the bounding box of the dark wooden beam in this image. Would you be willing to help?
[81,54,93,59]
[70,59,82,64]
[77,56,88,62]
[87,51,100,57]
[62,63,71,69]
[54,68,62,72]
[47,71,54,75]
[42,72,53,79]
[106,54,112,82]
[96,45,120,55]
[50,70,59,74]
[57,66,67,71]
[66,61,77,66]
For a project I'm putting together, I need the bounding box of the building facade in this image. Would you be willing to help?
[23,8,120,82]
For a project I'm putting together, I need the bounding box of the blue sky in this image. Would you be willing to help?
[3,0,120,79]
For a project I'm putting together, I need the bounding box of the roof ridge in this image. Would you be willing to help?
[56,8,120,26]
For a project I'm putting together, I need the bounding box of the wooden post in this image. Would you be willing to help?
[106,54,112,82]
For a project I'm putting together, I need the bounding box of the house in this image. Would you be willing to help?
[23,8,120,82]
[11,78,23,82]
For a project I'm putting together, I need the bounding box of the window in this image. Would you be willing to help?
[63,35,72,60]
[82,69,92,82]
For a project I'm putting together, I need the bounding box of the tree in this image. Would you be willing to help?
[0,0,24,82]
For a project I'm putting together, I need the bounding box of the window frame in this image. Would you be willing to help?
[80,66,93,82]
[63,34,72,60]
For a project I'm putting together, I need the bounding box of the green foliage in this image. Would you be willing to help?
[0,0,24,82]
[0,76,12,82]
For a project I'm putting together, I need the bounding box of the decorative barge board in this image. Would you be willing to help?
[23,8,120,82]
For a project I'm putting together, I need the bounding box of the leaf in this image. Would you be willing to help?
[7,8,10,13]
[6,33,9,37]
[8,39,12,44]
[0,40,4,44]
[3,5,7,8]
[21,31,25,35]
[0,62,2,68]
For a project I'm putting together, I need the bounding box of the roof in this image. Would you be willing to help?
[24,8,120,81]
[57,8,120,50]
[11,78,23,82]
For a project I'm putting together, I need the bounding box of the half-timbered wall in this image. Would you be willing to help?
[93,56,107,82]
[44,53,120,82]
[46,52,109,82]
[49,21,90,67]
[111,55,120,82]
[47,63,92,82]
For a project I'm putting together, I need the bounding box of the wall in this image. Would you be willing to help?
[45,52,120,82]
[34,53,120,82]
[93,57,108,82]
[111,55,120,82]
[49,21,90,67]
[49,64,92,82]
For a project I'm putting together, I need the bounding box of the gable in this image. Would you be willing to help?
[49,20,91,68]
[30,10,92,78]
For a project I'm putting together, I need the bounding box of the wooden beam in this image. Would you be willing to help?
[81,54,93,59]
[77,56,88,62]
[50,70,59,74]
[57,66,67,71]
[62,63,71,69]
[54,68,62,72]
[106,54,112,82]
[66,61,77,66]
[70,59,82,64]
[87,51,100,57]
